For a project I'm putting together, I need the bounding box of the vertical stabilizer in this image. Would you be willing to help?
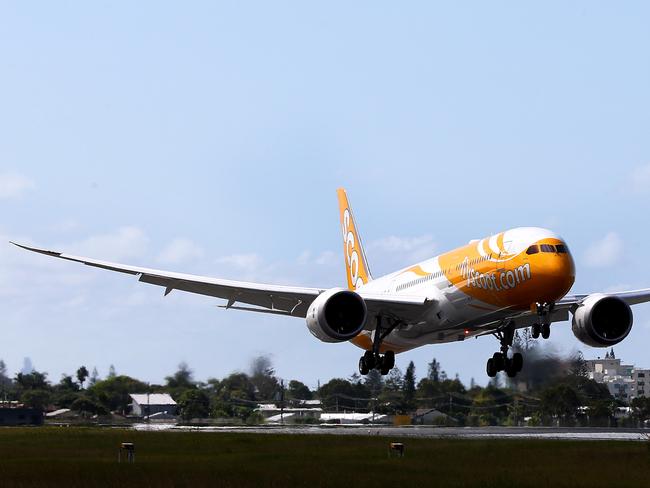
[337,188,373,290]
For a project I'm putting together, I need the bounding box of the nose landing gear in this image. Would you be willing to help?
[486,323,524,378]
[358,316,399,376]
[531,302,554,339]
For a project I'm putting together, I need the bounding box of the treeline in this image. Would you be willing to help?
[1,337,650,427]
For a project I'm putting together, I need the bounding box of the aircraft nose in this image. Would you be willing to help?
[541,246,575,296]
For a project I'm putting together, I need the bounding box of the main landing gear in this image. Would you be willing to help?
[486,323,523,378]
[531,302,554,340]
[358,316,398,376]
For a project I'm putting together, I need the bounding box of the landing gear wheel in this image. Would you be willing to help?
[363,351,376,369]
[380,359,391,376]
[505,360,517,378]
[541,323,551,340]
[492,352,505,371]
[531,324,541,339]
[384,351,395,370]
[486,358,497,377]
[512,352,523,372]
[359,357,369,375]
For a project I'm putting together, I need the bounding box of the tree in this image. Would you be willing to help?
[364,369,384,398]
[403,361,416,410]
[207,373,257,419]
[178,389,210,420]
[21,389,51,411]
[540,383,580,425]
[287,380,312,400]
[15,371,49,391]
[87,375,148,413]
[0,359,13,393]
[319,378,369,411]
[70,396,109,417]
[631,397,650,424]
[89,367,99,386]
[58,375,79,392]
[250,355,279,400]
[76,366,89,389]
[108,365,116,378]
[165,362,195,397]
[427,358,441,382]
[568,351,589,380]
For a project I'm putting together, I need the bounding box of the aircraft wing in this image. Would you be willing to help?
[11,242,428,324]
[557,288,650,308]
[466,287,650,338]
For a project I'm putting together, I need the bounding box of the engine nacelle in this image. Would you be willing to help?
[571,294,633,347]
[306,288,367,343]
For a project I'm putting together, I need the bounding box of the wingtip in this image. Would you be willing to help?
[9,241,61,257]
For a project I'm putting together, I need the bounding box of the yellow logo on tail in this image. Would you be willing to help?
[337,188,373,290]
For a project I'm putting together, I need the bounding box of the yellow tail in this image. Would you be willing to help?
[337,188,373,290]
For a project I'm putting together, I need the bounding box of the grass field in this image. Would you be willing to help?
[0,428,648,487]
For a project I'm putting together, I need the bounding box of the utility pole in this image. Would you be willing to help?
[280,380,285,425]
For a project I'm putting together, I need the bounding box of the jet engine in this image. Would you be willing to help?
[571,294,633,347]
[306,288,367,343]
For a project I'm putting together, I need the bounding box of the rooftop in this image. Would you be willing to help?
[129,393,176,406]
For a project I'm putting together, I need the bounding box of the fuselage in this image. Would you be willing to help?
[351,227,575,353]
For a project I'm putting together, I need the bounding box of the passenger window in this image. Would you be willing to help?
[541,244,556,253]
[526,245,539,255]
[555,244,567,253]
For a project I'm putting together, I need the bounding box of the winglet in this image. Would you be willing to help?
[10,241,63,258]
[337,188,373,290]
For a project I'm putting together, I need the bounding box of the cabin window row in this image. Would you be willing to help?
[397,270,449,291]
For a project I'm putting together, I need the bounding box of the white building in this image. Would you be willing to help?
[129,393,178,417]
[586,357,648,403]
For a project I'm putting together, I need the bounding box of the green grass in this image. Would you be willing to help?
[0,427,647,487]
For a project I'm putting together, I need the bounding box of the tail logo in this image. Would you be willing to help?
[342,209,365,290]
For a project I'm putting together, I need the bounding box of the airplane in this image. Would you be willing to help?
[12,188,650,378]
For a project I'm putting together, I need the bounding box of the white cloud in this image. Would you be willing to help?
[584,232,623,268]
[368,234,436,264]
[157,238,204,265]
[67,226,149,262]
[604,283,634,293]
[0,172,34,199]
[629,163,650,193]
[215,253,263,271]
[314,251,337,266]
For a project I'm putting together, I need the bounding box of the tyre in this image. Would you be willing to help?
[541,324,551,339]
[512,352,523,372]
[492,352,505,371]
[506,363,517,378]
[363,350,376,369]
[359,357,369,375]
[486,358,497,377]
[384,351,395,369]
[531,324,540,339]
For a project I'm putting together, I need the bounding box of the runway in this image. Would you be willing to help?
[133,423,650,441]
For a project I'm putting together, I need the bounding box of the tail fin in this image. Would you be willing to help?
[337,188,373,290]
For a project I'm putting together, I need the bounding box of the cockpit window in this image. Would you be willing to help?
[555,244,568,253]
[526,245,539,255]
[540,244,556,253]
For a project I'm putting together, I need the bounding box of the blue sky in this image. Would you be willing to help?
[1,2,649,388]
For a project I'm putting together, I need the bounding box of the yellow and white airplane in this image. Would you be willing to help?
[13,188,650,378]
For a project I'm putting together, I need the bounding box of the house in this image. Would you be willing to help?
[586,357,649,402]
[129,393,177,417]
[0,402,43,426]
[412,408,456,425]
